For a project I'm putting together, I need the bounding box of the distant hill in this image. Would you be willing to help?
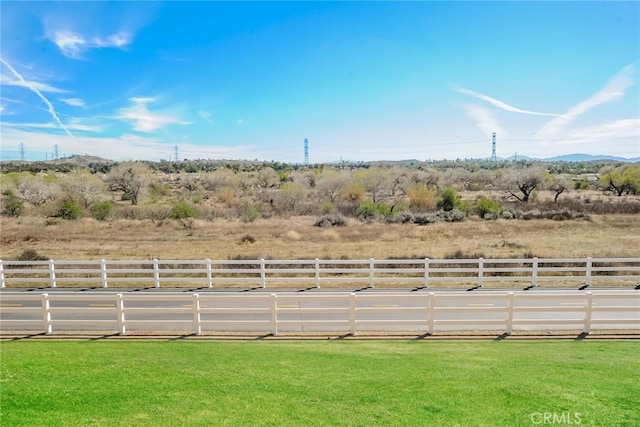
[52,154,114,165]
[542,153,640,163]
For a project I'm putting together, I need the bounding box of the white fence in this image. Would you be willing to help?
[0,291,638,335]
[1,257,639,289]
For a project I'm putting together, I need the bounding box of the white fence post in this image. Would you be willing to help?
[41,293,52,334]
[424,258,430,288]
[585,257,593,288]
[477,258,484,288]
[532,257,538,288]
[270,293,278,335]
[506,292,515,335]
[260,259,266,289]
[349,293,356,335]
[193,293,202,335]
[0,259,5,288]
[153,259,160,288]
[369,258,375,288]
[428,292,435,335]
[116,293,125,335]
[206,259,213,288]
[101,259,108,288]
[584,292,593,334]
[49,259,56,288]
[315,259,320,289]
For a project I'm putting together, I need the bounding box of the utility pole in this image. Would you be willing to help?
[174,145,179,162]
[54,144,59,159]
[303,138,309,165]
[19,143,25,161]
[491,132,497,163]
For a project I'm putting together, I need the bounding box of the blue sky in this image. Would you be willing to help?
[1,1,638,162]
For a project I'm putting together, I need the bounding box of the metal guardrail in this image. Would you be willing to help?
[0,257,638,289]
[0,291,638,335]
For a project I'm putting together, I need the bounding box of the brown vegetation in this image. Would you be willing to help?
[1,214,638,261]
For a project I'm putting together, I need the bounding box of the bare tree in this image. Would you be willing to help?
[276,181,309,215]
[545,174,570,203]
[17,174,60,207]
[204,168,240,192]
[256,167,280,189]
[503,166,544,202]
[354,167,390,203]
[107,162,152,205]
[317,170,350,203]
[62,169,106,208]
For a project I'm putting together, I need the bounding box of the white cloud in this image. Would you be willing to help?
[461,104,507,137]
[46,30,133,59]
[540,119,640,146]
[0,127,256,161]
[3,121,102,133]
[198,110,213,124]
[454,86,562,117]
[60,98,86,107]
[536,64,638,138]
[0,73,67,93]
[116,97,190,132]
[0,57,72,136]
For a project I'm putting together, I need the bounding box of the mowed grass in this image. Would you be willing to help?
[1,341,638,426]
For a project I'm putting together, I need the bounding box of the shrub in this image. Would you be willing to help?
[241,206,260,223]
[386,211,414,224]
[574,179,590,190]
[321,202,335,215]
[314,214,346,227]
[439,209,465,222]
[16,249,48,261]
[413,213,438,225]
[475,196,501,218]
[407,183,437,211]
[356,200,379,220]
[169,200,198,220]
[90,201,115,221]
[55,201,83,220]
[437,188,461,211]
[1,189,23,217]
[238,234,256,244]
[501,210,514,220]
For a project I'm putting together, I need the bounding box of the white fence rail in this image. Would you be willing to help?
[1,291,638,335]
[0,257,639,289]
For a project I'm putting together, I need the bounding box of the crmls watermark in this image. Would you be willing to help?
[530,412,582,425]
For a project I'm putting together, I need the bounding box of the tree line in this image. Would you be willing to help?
[1,161,639,223]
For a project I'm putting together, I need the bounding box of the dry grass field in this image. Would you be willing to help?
[1,214,638,261]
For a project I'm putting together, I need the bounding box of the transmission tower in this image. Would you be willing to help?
[19,143,25,161]
[490,132,497,163]
[174,145,179,162]
[303,138,309,165]
[54,144,59,159]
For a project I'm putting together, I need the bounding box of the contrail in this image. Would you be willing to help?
[0,57,73,137]
[454,86,563,117]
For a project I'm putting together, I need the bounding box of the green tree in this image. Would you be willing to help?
[169,200,198,220]
[598,165,640,196]
[55,201,83,220]
[1,189,24,217]
[90,201,115,221]
[437,187,461,211]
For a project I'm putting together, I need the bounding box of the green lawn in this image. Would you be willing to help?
[1,340,638,426]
